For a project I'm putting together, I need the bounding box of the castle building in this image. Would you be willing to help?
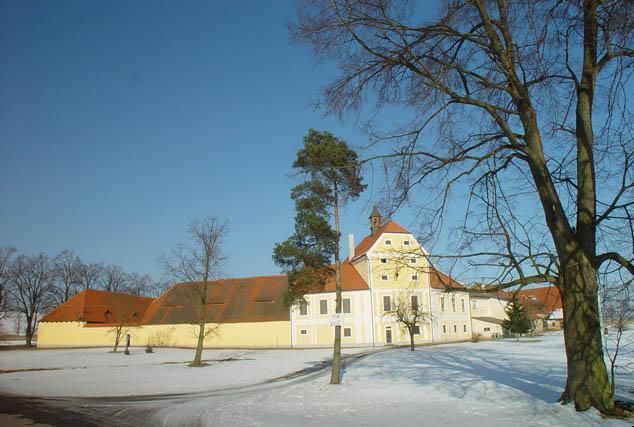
[37,211,508,349]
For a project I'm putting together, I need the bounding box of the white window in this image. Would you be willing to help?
[463,324,467,333]
[343,298,351,314]
[299,301,308,316]
[383,295,391,312]
[381,274,388,281]
[410,258,417,264]
[300,329,307,335]
[413,325,420,335]
[484,327,491,332]
[412,274,418,281]
[385,239,392,245]
[380,258,387,263]
[442,324,447,334]
[411,295,419,311]
[461,299,465,312]
[452,298,456,312]
[440,297,445,311]
[472,299,478,309]
[319,299,328,315]
[403,240,410,246]
[453,324,457,333]
[344,328,352,337]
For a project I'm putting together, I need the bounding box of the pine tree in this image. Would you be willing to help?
[273,129,365,384]
[503,296,533,340]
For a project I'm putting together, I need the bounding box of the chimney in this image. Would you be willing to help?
[369,206,382,235]
[348,234,355,261]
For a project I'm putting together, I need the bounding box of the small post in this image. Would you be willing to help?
[124,333,131,355]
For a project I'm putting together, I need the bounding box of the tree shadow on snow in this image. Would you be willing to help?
[345,346,564,404]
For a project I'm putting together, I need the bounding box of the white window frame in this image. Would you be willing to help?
[452,298,456,312]
[383,295,391,312]
[300,329,307,335]
[463,324,467,333]
[381,274,388,281]
[380,258,387,264]
[299,301,308,316]
[343,298,351,314]
[442,324,447,334]
[453,324,457,333]
[343,327,352,337]
[461,299,465,312]
[412,274,418,281]
[411,295,419,311]
[413,325,420,335]
[410,258,417,264]
[319,299,328,315]
[403,240,410,246]
[440,297,445,311]
[385,239,392,245]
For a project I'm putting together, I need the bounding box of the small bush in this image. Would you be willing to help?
[471,333,481,343]
[145,343,154,353]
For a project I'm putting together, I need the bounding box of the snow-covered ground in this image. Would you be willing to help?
[0,346,368,397]
[1,333,632,426]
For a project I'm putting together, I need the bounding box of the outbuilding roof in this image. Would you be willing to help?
[39,289,154,324]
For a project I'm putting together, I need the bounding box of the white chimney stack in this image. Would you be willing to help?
[348,234,355,261]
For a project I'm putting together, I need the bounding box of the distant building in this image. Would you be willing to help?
[38,210,509,349]
[515,286,563,331]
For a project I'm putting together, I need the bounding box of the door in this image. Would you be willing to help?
[385,328,392,344]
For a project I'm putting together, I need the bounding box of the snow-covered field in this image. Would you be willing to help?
[1,333,632,426]
[0,346,367,397]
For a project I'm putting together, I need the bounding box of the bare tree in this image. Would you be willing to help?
[8,254,53,347]
[124,272,153,296]
[100,264,127,293]
[78,262,103,291]
[105,293,146,352]
[0,247,17,320]
[162,216,228,367]
[51,250,83,304]
[600,270,634,399]
[292,0,633,414]
[384,291,430,351]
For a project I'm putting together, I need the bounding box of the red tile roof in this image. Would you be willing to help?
[40,289,154,324]
[352,220,410,261]
[428,267,465,290]
[141,275,290,325]
[318,261,369,293]
[515,286,562,313]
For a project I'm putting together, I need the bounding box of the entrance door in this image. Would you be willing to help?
[385,328,392,344]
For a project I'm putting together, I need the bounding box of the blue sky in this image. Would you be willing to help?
[1,0,428,280]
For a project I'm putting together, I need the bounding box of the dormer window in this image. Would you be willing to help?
[385,239,392,245]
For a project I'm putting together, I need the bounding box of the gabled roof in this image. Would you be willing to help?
[40,289,154,324]
[352,220,410,261]
[141,275,290,325]
[315,261,369,293]
[428,267,465,290]
[515,286,562,313]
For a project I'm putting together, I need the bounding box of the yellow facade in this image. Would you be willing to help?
[38,320,291,349]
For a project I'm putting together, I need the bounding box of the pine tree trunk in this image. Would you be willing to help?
[559,255,614,413]
[330,192,342,385]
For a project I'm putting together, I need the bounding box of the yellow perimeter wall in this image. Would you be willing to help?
[38,321,291,349]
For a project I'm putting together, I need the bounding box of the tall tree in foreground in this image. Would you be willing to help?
[274,129,365,384]
[8,254,53,347]
[162,216,228,367]
[292,0,633,413]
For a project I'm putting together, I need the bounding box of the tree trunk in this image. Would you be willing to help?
[25,317,33,348]
[330,191,342,385]
[112,325,121,352]
[409,327,415,351]
[192,320,205,366]
[559,255,614,413]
